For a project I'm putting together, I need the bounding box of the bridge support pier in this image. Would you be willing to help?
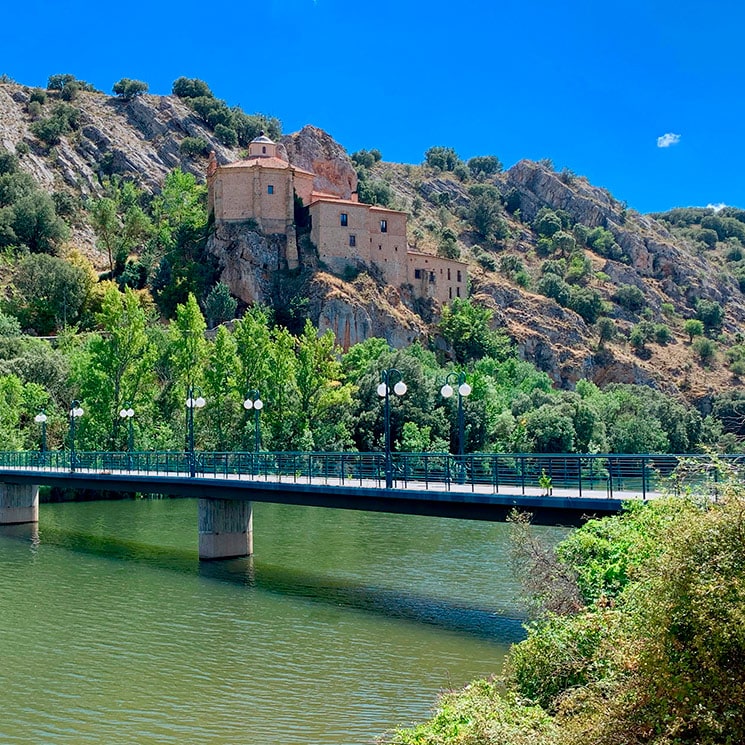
[198,499,253,560]
[0,482,39,525]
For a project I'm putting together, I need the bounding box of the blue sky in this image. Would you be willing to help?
[3,0,743,213]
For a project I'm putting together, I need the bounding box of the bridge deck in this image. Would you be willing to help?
[0,462,658,526]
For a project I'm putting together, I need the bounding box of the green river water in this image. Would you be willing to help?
[0,498,563,744]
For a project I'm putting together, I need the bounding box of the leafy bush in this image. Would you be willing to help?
[29,88,46,104]
[693,335,716,363]
[179,137,210,157]
[424,146,460,171]
[350,148,381,168]
[112,78,148,100]
[695,298,724,330]
[612,284,645,312]
[537,274,570,306]
[467,155,502,177]
[214,123,238,147]
[533,208,562,238]
[172,77,213,98]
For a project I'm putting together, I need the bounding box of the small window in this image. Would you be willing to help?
[457,287,461,297]
[414,268,422,279]
[349,234,356,247]
[267,185,274,194]
[447,268,451,280]
[380,219,387,233]
[429,272,435,282]
[457,270,462,282]
[262,146,267,154]
[340,213,348,227]
[449,287,452,299]
[379,245,382,251]
[394,246,398,252]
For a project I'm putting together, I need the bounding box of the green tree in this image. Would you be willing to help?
[170,293,208,394]
[204,282,237,328]
[9,191,68,253]
[172,77,213,99]
[533,208,562,238]
[74,285,156,448]
[202,325,239,450]
[8,253,91,333]
[467,155,502,178]
[112,78,148,100]
[695,298,724,331]
[439,298,512,364]
[684,317,704,342]
[424,146,460,171]
[294,320,353,450]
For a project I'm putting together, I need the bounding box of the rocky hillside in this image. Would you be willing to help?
[1,78,743,404]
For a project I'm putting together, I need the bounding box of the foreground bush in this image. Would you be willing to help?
[389,467,745,744]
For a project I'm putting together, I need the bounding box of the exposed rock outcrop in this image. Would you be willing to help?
[208,223,290,306]
[310,273,427,349]
[282,125,358,199]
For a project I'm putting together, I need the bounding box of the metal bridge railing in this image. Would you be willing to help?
[0,450,742,498]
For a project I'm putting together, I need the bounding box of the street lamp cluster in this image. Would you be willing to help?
[377,368,472,488]
[377,369,407,488]
[68,400,84,472]
[185,387,206,477]
[243,390,263,453]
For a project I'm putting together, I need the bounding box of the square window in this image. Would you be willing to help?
[349,234,356,247]
[267,185,274,194]
[340,213,348,227]
[380,219,387,233]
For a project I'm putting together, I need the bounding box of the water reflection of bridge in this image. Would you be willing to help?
[0,451,736,559]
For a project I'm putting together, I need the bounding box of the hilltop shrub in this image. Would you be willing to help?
[29,88,46,104]
[424,146,460,172]
[112,78,148,100]
[467,155,502,178]
[172,76,213,98]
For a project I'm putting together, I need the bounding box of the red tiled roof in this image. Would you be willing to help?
[218,157,315,176]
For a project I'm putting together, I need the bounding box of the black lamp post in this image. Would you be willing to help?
[440,372,472,459]
[34,411,48,457]
[185,387,206,477]
[243,390,263,453]
[68,400,84,472]
[119,404,134,469]
[377,368,407,488]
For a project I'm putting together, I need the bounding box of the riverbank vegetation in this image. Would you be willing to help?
[388,468,745,744]
[0,287,740,455]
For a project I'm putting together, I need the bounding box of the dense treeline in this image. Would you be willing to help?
[390,473,745,744]
[0,289,739,455]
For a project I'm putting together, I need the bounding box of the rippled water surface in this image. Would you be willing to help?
[0,499,556,744]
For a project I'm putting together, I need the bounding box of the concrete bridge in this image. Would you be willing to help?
[0,451,733,559]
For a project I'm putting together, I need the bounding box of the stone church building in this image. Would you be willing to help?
[207,134,468,305]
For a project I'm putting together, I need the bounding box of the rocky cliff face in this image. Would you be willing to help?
[281,125,357,199]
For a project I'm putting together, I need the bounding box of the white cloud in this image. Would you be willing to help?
[706,203,727,212]
[657,132,681,148]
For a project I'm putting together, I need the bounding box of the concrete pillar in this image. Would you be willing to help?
[0,482,39,525]
[198,498,253,560]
